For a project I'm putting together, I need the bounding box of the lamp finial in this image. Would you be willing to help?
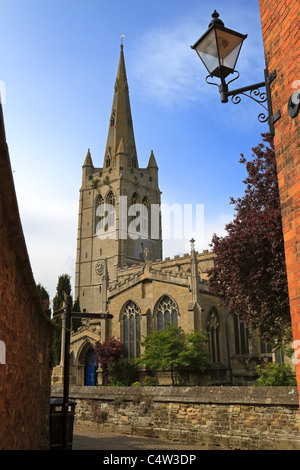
[209,10,224,27]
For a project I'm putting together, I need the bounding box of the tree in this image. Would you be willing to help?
[94,337,126,385]
[72,297,82,333]
[208,133,290,344]
[107,357,139,386]
[52,274,72,313]
[254,363,297,386]
[138,325,210,385]
[36,283,51,318]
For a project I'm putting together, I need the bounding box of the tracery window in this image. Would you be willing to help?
[156,296,178,331]
[132,192,140,205]
[142,196,150,238]
[105,155,111,168]
[106,191,115,230]
[122,301,141,358]
[207,308,221,362]
[95,193,104,233]
[233,313,249,355]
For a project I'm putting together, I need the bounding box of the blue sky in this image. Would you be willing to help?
[0,0,267,302]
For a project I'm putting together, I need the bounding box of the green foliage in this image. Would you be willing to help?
[138,325,211,385]
[91,178,99,189]
[178,330,212,370]
[254,362,297,386]
[52,274,72,312]
[208,134,291,344]
[143,376,159,386]
[36,283,51,318]
[71,297,82,332]
[107,357,139,386]
[94,337,126,385]
[131,381,141,387]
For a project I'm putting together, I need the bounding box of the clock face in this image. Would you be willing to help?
[95,261,104,276]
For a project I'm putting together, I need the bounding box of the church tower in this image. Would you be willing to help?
[75,44,162,313]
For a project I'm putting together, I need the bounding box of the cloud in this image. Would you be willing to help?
[131,17,207,108]
[16,190,78,301]
[131,7,265,109]
[162,210,233,258]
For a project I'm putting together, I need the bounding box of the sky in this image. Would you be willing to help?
[0,0,268,304]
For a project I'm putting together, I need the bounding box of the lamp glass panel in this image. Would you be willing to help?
[215,29,244,71]
[195,29,219,74]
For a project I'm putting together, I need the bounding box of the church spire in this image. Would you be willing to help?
[104,43,138,169]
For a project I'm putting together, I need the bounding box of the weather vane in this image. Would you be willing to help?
[121,34,125,46]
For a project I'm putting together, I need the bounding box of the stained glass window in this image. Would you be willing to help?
[95,193,104,233]
[233,313,249,355]
[156,296,178,331]
[106,191,115,230]
[207,308,221,363]
[122,301,141,358]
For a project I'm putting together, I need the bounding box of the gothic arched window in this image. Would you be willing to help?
[132,192,140,205]
[142,196,150,238]
[207,308,221,362]
[95,193,104,233]
[156,296,178,331]
[105,155,111,168]
[233,313,249,355]
[122,301,141,358]
[106,191,115,231]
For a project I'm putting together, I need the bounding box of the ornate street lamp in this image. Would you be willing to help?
[191,10,281,135]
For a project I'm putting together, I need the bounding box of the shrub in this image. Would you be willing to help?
[107,357,139,386]
[143,375,159,386]
[254,362,297,386]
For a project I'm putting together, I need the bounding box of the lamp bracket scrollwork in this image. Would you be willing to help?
[206,68,281,135]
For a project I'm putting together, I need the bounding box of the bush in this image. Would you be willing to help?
[131,381,141,387]
[254,362,297,386]
[138,325,211,385]
[143,375,159,386]
[108,357,139,386]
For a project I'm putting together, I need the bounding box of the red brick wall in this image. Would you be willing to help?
[0,103,53,449]
[0,201,51,449]
[259,0,300,394]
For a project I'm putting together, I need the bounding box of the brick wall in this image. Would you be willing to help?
[52,385,300,450]
[0,103,54,450]
[258,0,300,392]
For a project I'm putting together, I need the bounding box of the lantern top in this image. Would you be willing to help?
[191,10,248,80]
[209,10,224,28]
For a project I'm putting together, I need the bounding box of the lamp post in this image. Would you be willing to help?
[52,301,113,450]
[191,10,281,135]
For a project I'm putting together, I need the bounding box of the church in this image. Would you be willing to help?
[52,44,277,387]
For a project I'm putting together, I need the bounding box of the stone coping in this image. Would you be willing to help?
[51,384,299,407]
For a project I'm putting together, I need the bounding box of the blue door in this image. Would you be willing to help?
[84,349,97,386]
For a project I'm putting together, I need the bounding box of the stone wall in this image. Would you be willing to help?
[51,385,300,450]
